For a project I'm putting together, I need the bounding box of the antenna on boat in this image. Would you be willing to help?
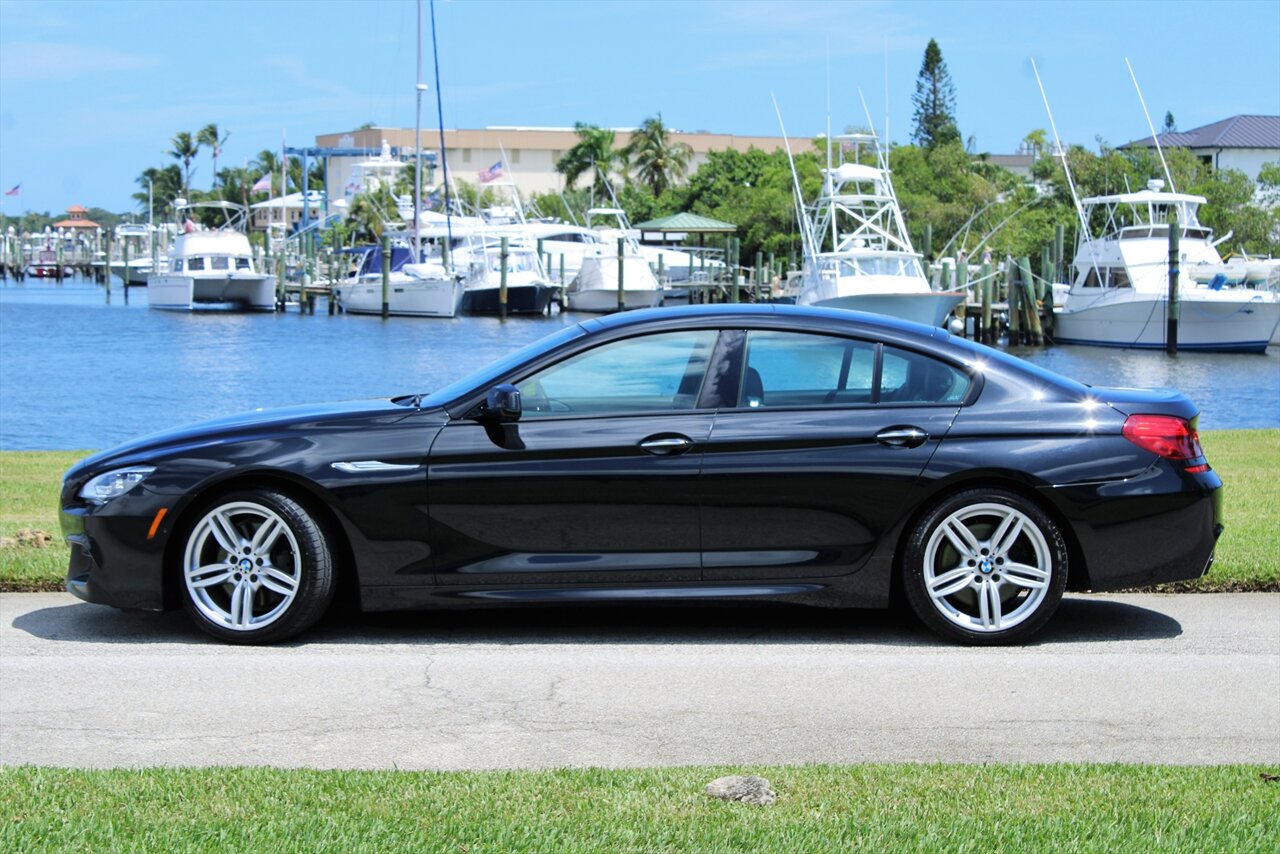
[883,39,890,152]
[1124,57,1177,194]
[1030,58,1100,286]
[1030,60,1089,239]
[429,0,453,270]
[771,93,816,260]
[825,38,835,249]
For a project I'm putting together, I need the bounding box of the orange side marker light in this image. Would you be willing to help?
[147,507,169,540]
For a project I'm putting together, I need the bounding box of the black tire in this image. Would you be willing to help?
[179,488,336,644]
[902,488,1068,645]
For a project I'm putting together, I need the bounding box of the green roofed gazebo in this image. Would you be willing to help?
[633,212,737,236]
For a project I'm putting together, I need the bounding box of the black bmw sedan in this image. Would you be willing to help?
[60,305,1223,644]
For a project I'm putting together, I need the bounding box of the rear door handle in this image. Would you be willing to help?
[640,435,694,456]
[875,426,929,448]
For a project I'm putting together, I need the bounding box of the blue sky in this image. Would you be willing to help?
[1,0,1277,215]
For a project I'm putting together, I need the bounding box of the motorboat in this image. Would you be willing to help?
[109,223,167,285]
[1054,181,1280,352]
[457,236,557,315]
[147,201,275,311]
[794,132,965,326]
[565,208,663,312]
[332,242,465,318]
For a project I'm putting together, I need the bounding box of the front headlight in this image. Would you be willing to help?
[78,466,156,505]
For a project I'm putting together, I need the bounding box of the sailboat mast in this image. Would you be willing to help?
[430,0,453,267]
[413,0,423,261]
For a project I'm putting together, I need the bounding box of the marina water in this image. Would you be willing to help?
[1,280,1276,450]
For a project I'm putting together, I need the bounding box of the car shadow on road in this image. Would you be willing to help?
[10,594,1182,647]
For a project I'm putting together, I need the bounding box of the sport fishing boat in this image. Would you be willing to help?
[565,208,663,312]
[794,132,965,326]
[147,201,275,311]
[1055,181,1280,352]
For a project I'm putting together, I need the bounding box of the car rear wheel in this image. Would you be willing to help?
[180,489,335,644]
[903,488,1068,644]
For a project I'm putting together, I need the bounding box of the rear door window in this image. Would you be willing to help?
[738,331,876,408]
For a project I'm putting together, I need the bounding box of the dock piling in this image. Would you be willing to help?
[980,260,992,342]
[500,236,509,320]
[1018,256,1044,346]
[380,234,391,319]
[1167,212,1180,355]
[616,237,625,312]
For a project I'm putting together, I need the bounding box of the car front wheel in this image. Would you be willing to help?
[903,488,1068,644]
[180,489,335,644]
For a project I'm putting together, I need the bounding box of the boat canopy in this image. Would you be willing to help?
[828,162,884,184]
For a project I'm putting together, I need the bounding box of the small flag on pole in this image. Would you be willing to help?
[251,174,272,193]
[3,184,19,196]
[478,161,504,183]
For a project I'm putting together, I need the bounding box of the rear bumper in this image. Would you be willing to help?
[1043,464,1223,592]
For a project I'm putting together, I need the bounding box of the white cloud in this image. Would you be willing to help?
[0,42,160,81]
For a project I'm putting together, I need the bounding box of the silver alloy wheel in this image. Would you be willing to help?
[182,500,302,632]
[922,502,1052,633]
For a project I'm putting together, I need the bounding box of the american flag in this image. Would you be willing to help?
[3,184,19,196]
[251,173,272,193]
[478,161,504,183]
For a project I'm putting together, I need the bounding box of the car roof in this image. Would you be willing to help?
[588,303,947,342]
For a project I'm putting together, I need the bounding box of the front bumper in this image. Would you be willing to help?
[60,496,171,611]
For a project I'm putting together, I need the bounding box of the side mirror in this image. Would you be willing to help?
[484,383,522,422]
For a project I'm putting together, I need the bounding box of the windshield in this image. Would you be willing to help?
[406,324,588,408]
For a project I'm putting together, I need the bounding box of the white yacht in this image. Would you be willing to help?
[109,223,167,285]
[332,242,465,318]
[565,208,664,312]
[1055,182,1280,352]
[794,132,965,326]
[147,202,275,311]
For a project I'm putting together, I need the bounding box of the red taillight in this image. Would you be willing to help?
[1122,414,1208,470]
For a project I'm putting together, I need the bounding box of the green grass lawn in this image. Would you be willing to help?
[2,764,1276,852]
[0,431,1275,592]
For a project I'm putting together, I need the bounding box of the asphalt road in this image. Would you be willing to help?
[2,591,1277,769]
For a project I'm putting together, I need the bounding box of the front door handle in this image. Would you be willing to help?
[875,426,929,448]
[640,435,694,456]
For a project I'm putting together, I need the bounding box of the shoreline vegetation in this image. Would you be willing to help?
[2,764,1277,851]
[0,429,1275,595]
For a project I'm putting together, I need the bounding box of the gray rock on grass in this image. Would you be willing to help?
[705,774,777,806]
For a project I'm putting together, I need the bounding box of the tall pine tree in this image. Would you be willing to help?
[911,39,960,149]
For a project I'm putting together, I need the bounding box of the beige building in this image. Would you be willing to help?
[315,126,818,204]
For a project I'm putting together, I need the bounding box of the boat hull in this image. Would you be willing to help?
[566,288,663,313]
[147,274,276,311]
[809,291,966,327]
[336,276,463,318]
[1054,291,1280,353]
[567,254,663,313]
[462,284,557,315]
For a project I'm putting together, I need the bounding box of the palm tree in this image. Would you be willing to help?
[167,131,202,197]
[625,114,693,196]
[216,166,252,210]
[250,150,283,195]
[133,165,184,218]
[555,123,624,198]
[346,186,398,243]
[196,124,231,190]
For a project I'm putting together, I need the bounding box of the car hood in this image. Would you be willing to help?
[68,398,435,478]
